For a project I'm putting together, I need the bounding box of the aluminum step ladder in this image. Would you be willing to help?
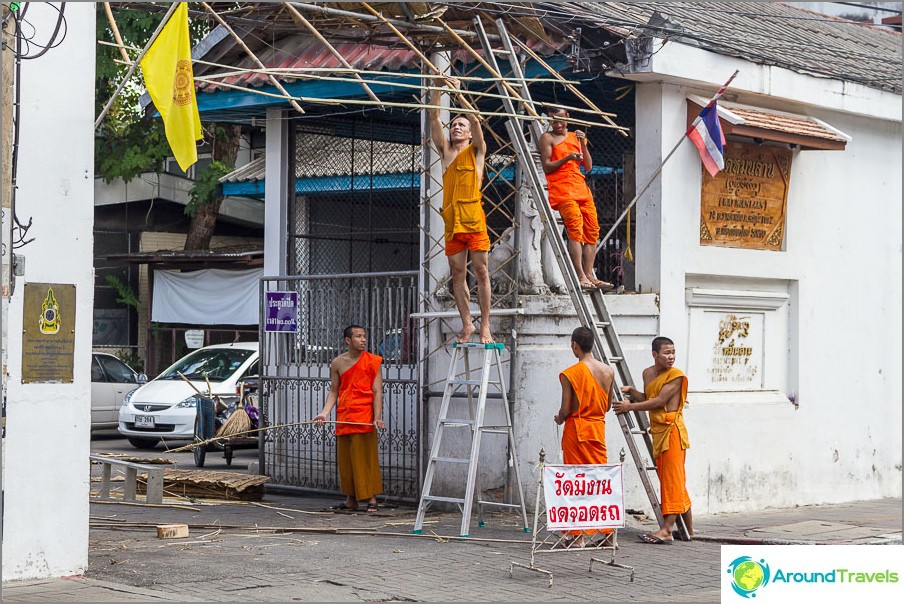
[413,342,529,537]
[472,15,690,541]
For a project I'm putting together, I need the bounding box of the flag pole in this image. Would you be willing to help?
[94,1,181,130]
[597,69,739,251]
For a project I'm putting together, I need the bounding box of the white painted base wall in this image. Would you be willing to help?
[1,4,95,581]
[429,294,662,514]
[631,44,902,514]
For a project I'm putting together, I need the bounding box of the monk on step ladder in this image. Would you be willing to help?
[429,76,494,344]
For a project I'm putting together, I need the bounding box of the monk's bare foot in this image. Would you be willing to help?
[457,321,476,344]
[479,327,495,344]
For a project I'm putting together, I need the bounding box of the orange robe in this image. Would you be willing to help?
[546,132,593,209]
[560,362,608,465]
[441,144,487,242]
[560,361,611,537]
[545,132,599,244]
[646,367,691,516]
[336,351,383,501]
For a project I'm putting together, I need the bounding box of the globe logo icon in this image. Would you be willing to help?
[726,556,770,598]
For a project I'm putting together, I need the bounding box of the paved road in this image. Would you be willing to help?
[90,431,259,472]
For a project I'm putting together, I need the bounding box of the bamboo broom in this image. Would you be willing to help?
[216,381,251,438]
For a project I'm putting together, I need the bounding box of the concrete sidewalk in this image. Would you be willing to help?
[2,496,900,602]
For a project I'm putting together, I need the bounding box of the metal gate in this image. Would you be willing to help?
[258,272,420,501]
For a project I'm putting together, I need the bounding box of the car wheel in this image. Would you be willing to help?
[193,415,207,468]
[127,436,159,449]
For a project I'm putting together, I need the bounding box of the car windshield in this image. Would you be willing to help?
[158,348,254,383]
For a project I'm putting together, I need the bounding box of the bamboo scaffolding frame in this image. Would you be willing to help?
[511,36,629,135]
[283,2,383,107]
[191,67,602,121]
[189,75,620,129]
[199,2,306,115]
[436,15,543,122]
[360,2,476,115]
[99,41,584,87]
[286,1,502,44]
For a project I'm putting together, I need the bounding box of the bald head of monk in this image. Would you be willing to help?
[449,115,472,144]
[652,336,676,371]
[344,324,367,353]
[570,326,594,356]
[547,107,569,136]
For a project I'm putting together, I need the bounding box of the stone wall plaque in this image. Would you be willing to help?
[699,141,792,250]
[22,283,76,383]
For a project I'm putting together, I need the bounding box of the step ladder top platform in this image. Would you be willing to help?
[452,342,505,350]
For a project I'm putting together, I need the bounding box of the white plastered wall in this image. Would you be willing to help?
[632,45,902,514]
[1,3,95,580]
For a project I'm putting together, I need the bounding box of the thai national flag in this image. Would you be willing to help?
[687,102,726,177]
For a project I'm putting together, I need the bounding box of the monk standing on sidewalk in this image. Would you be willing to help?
[314,325,385,513]
[614,336,693,544]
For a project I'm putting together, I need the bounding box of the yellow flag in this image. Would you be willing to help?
[140,3,202,172]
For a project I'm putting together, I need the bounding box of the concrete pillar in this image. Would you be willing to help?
[264,108,292,278]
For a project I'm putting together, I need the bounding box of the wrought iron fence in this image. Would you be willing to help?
[258,272,420,500]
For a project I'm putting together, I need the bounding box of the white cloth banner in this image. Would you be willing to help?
[543,464,625,530]
[152,268,263,325]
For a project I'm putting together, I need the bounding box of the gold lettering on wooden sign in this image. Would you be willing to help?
[700,142,792,250]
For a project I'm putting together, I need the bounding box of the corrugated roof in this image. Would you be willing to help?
[220,134,420,182]
[547,1,901,94]
[193,2,901,97]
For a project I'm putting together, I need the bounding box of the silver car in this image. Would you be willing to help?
[91,352,145,430]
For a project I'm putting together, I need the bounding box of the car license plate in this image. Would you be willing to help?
[134,415,155,428]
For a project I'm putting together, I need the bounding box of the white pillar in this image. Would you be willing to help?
[633,82,665,294]
[264,108,291,277]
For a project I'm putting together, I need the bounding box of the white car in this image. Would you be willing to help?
[118,342,259,449]
[91,352,146,430]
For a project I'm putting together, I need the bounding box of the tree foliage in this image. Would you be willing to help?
[95,4,209,183]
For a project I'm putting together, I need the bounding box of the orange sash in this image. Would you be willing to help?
[336,351,382,435]
[441,144,486,241]
[545,132,592,209]
[645,367,689,459]
[560,362,608,458]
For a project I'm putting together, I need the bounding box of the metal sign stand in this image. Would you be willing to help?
[510,449,635,588]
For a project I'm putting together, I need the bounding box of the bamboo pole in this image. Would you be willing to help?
[282,2,383,107]
[94,1,180,130]
[511,36,629,135]
[199,2,305,115]
[162,418,384,454]
[102,3,131,64]
[287,1,500,44]
[359,2,476,115]
[435,16,541,121]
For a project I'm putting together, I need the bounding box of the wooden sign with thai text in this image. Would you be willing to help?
[700,142,792,250]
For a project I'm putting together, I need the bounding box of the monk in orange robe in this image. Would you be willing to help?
[539,108,613,291]
[553,326,615,548]
[614,336,693,544]
[314,325,385,512]
[429,76,493,344]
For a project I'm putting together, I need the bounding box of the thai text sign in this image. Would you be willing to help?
[22,283,75,383]
[700,141,792,250]
[543,464,625,530]
[264,291,298,333]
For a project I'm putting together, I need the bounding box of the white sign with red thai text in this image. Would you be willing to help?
[543,464,625,530]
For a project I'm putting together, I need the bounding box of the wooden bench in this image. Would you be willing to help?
[89,455,164,505]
